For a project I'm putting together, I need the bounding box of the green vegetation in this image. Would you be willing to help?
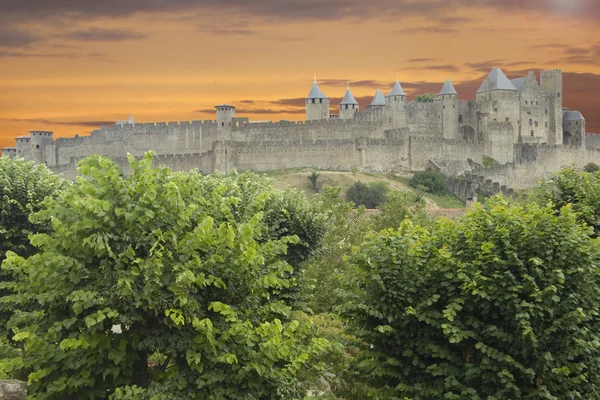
[341,196,600,398]
[308,170,320,192]
[408,169,447,194]
[414,93,436,102]
[1,153,331,399]
[345,181,388,208]
[4,155,600,398]
[584,162,600,173]
[482,155,500,168]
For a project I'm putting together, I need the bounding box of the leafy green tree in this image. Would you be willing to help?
[482,155,499,168]
[373,190,428,231]
[0,157,66,379]
[409,170,446,194]
[584,163,599,173]
[535,166,600,237]
[0,153,331,399]
[308,170,320,193]
[0,157,67,262]
[341,196,600,399]
[414,93,436,102]
[345,181,388,209]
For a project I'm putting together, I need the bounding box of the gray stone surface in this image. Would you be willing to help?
[0,380,27,400]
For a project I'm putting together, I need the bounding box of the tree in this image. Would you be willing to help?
[584,163,599,173]
[535,166,600,237]
[345,181,388,209]
[0,157,67,262]
[0,153,331,399]
[308,170,320,193]
[373,190,428,231]
[414,93,436,102]
[409,170,446,194]
[341,196,600,398]
[0,157,66,379]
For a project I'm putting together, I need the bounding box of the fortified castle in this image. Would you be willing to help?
[2,67,598,191]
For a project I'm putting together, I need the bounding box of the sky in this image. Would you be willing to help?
[0,0,599,151]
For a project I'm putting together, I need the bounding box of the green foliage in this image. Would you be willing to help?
[302,187,373,315]
[482,155,499,168]
[408,170,446,194]
[308,171,320,193]
[0,157,67,262]
[584,162,600,173]
[373,191,428,231]
[414,93,436,103]
[0,152,331,399]
[0,157,66,379]
[341,196,600,398]
[535,166,600,237]
[345,181,388,209]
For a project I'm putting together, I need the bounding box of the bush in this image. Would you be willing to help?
[584,162,600,173]
[482,155,499,168]
[341,196,600,398]
[345,181,388,209]
[0,153,331,399]
[408,170,446,194]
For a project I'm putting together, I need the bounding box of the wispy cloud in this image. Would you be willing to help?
[0,118,114,127]
[60,28,148,42]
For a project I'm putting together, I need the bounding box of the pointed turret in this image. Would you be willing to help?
[306,76,330,121]
[386,80,406,97]
[340,84,359,120]
[477,68,518,95]
[439,79,458,96]
[366,88,385,111]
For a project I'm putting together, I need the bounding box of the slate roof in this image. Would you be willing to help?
[387,80,406,97]
[307,81,328,99]
[340,88,359,105]
[1,147,16,150]
[439,79,458,95]
[16,136,31,139]
[510,77,528,92]
[369,89,386,106]
[214,104,236,109]
[477,68,518,93]
[563,110,585,121]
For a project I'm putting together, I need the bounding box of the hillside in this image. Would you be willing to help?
[259,168,465,209]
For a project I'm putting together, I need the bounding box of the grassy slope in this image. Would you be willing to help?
[259,168,465,209]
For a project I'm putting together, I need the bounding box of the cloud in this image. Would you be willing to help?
[0,26,40,48]
[407,58,436,63]
[0,50,109,59]
[3,0,598,26]
[60,28,148,42]
[438,16,474,24]
[0,118,115,127]
[393,26,458,34]
[408,64,459,72]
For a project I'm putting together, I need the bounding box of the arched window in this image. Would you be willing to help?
[312,99,315,104]
[458,115,463,124]
[529,119,533,126]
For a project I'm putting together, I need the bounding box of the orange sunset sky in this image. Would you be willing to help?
[1,0,599,152]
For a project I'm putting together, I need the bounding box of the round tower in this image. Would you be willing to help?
[30,131,53,165]
[215,104,236,130]
[385,78,407,129]
[437,79,458,139]
[339,84,359,120]
[306,77,330,121]
[365,89,385,111]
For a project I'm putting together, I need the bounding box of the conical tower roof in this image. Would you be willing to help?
[387,80,406,97]
[340,87,359,105]
[369,88,386,106]
[307,79,328,99]
[477,68,518,94]
[439,78,458,95]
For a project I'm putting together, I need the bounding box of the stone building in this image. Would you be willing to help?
[1,67,595,189]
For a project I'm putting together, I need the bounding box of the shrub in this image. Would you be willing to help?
[408,170,446,194]
[341,196,600,398]
[482,155,499,168]
[584,162,600,173]
[345,181,388,209]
